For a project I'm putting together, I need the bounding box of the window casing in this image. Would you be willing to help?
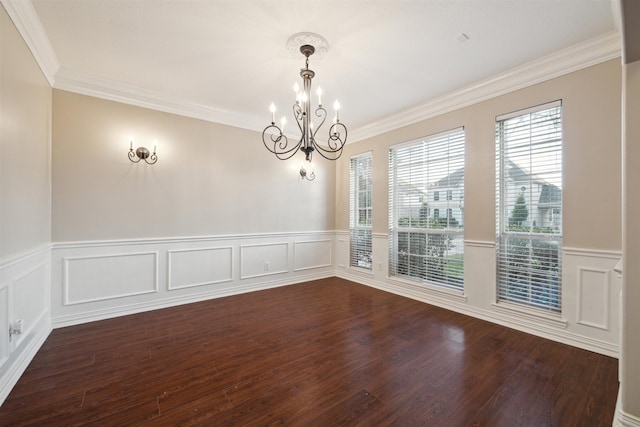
[389,128,465,290]
[496,101,562,312]
[350,153,373,269]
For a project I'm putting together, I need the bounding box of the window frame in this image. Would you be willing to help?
[389,127,465,291]
[349,152,373,270]
[495,100,563,312]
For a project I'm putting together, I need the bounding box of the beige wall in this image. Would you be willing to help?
[52,90,336,242]
[0,5,52,259]
[622,59,640,418]
[0,4,53,407]
[336,59,622,251]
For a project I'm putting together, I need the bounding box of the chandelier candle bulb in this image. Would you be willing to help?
[269,103,276,123]
[317,87,322,106]
[294,83,300,104]
[129,135,133,150]
[280,117,286,134]
[153,139,157,154]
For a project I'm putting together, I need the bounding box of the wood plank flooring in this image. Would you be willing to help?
[0,277,618,426]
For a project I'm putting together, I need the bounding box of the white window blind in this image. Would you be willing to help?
[389,128,465,290]
[350,152,373,269]
[496,101,562,312]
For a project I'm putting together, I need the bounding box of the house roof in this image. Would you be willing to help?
[538,184,562,207]
[432,159,561,207]
[434,167,465,188]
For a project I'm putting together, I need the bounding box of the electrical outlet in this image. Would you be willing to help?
[264,261,270,271]
[377,262,383,271]
[9,319,24,337]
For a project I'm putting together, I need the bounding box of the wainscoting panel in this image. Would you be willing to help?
[562,247,621,352]
[240,242,289,279]
[13,264,48,344]
[0,246,52,406]
[577,267,610,330]
[51,232,335,328]
[168,247,233,290]
[0,285,8,368]
[336,237,347,269]
[64,252,158,305]
[294,240,332,272]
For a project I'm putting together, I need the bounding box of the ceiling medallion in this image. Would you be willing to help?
[286,32,329,60]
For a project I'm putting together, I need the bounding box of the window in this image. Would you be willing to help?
[389,128,465,290]
[350,152,373,269]
[447,190,452,201]
[496,101,562,312]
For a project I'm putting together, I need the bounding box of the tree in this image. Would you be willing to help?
[510,192,528,227]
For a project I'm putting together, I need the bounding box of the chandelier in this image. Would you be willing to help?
[262,34,347,162]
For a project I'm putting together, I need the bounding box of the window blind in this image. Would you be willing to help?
[350,152,373,269]
[496,101,562,311]
[389,128,465,290]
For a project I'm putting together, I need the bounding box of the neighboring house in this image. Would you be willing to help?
[411,160,562,231]
[430,167,465,226]
[502,159,562,230]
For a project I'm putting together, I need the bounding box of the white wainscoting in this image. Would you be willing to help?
[240,242,289,279]
[51,232,335,328]
[0,245,52,406]
[562,247,621,354]
[576,266,610,330]
[64,252,158,305]
[0,286,8,369]
[336,233,348,268]
[294,240,332,272]
[168,246,233,290]
[337,232,621,357]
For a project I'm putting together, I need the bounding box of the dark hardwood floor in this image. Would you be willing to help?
[0,277,618,426]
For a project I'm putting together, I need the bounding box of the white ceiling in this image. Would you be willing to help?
[12,0,620,141]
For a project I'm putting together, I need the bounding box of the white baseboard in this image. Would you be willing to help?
[614,387,640,427]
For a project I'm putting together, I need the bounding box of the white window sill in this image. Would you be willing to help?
[388,276,467,304]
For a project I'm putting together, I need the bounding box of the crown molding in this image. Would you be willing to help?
[53,67,263,133]
[349,31,622,143]
[4,0,622,140]
[56,30,620,141]
[1,0,59,86]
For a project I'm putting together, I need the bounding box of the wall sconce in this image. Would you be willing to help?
[300,164,315,181]
[128,136,158,164]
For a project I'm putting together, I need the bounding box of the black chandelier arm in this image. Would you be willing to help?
[311,106,327,140]
[293,104,304,133]
[128,149,142,163]
[311,123,347,160]
[262,124,303,160]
